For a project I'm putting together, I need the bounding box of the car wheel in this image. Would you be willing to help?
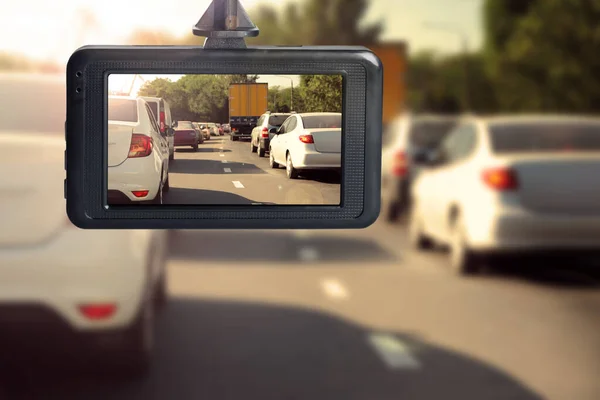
[408,204,434,250]
[258,146,266,157]
[251,139,257,153]
[449,215,482,276]
[114,295,154,379]
[270,151,279,169]
[163,175,170,193]
[286,152,299,179]
[386,200,403,223]
[151,180,164,204]
[153,271,168,311]
[192,144,199,152]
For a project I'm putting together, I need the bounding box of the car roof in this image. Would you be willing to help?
[139,96,162,101]
[297,112,341,117]
[462,114,600,127]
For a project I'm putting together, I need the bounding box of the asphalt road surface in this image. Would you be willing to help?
[165,136,341,205]
[3,217,600,400]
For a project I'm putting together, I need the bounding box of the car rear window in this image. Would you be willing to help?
[408,120,457,149]
[108,98,138,122]
[268,115,290,127]
[301,114,342,129]
[177,121,194,129]
[489,122,600,153]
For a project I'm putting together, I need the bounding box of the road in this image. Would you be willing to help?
[165,135,341,205]
[3,218,600,400]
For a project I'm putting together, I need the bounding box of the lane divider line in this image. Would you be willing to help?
[224,168,232,173]
[232,181,245,189]
[319,278,349,300]
[367,333,421,370]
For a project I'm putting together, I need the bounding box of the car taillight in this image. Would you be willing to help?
[128,134,152,158]
[160,111,165,132]
[132,190,149,198]
[79,303,117,320]
[261,127,269,138]
[392,150,408,177]
[482,167,518,191]
[299,135,314,144]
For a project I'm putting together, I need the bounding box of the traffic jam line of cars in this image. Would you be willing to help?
[108,94,228,205]
[382,113,600,275]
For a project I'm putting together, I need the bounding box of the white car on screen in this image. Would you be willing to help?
[0,74,169,377]
[409,115,600,275]
[269,112,342,179]
[108,96,170,204]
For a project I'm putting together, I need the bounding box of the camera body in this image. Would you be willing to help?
[66,45,383,229]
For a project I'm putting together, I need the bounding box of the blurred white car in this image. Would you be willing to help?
[381,113,459,222]
[140,96,175,161]
[269,112,342,179]
[409,115,600,275]
[0,74,169,376]
[108,96,170,204]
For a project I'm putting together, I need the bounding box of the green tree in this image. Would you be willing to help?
[299,75,343,113]
[483,0,600,112]
[248,0,382,45]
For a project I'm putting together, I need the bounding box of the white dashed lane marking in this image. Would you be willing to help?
[320,278,349,300]
[368,333,421,369]
[222,160,228,163]
[232,181,245,189]
[224,168,232,173]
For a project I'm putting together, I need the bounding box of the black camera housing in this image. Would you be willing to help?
[66,45,383,229]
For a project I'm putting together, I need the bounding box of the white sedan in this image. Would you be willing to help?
[409,115,600,275]
[108,96,170,204]
[0,74,169,376]
[269,112,342,179]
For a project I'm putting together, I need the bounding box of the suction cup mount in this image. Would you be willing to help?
[193,0,259,49]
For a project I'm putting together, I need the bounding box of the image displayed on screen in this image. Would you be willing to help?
[107,74,343,206]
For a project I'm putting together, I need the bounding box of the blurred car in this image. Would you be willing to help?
[195,122,210,141]
[250,112,292,157]
[174,121,200,151]
[269,113,342,179]
[0,74,169,377]
[222,123,231,134]
[108,96,170,204]
[207,122,219,136]
[191,122,205,144]
[381,114,459,222]
[409,115,600,275]
[140,96,175,161]
[216,123,224,135]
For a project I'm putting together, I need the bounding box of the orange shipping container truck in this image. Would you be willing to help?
[366,42,408,127]
[229,83,269,141]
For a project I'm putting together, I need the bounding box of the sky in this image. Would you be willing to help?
[1,0,483,64]
[108,74,301,96]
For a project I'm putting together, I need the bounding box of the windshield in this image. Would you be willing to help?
[301,114,342,129]
[177,121,194,130]
[1,77,65,133]
[269,115,290,127]
[108,98,138,123]
[408,120,457,149]
[490,122,600,153]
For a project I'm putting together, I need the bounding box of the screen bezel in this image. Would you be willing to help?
[106,72,345,208]
[66,46,383,229]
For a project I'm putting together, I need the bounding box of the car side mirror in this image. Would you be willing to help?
[269,128,278,134]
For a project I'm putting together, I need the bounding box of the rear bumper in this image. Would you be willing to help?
[174,138,197,146]
[259,137,270,149]
[108,158,161,202]
[0,229,150,333]
[292,151,341,169]
[467,210,600,251]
